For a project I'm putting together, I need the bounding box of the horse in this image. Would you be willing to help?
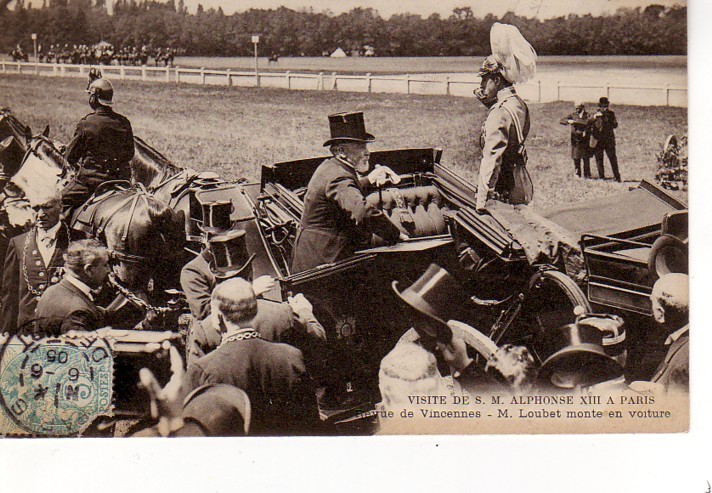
[10,133,187,329]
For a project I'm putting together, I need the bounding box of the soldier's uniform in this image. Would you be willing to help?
[477,86,530,210]
[62,106,134,211]
[1,225,69,333]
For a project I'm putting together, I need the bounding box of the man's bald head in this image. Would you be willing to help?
[211,277,258,328]
[651,273,689,329]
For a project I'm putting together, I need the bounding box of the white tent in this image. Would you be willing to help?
[330,47,347,58]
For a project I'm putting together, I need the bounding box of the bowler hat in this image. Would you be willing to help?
[392,264,465,341]
[200,199,233,233]
[183,384,251,436]
[206,228,256,279]
[598,97,610,106]
[323,112,375,147]
[536,322,623,389]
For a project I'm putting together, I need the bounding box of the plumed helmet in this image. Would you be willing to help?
[87,78,114,106]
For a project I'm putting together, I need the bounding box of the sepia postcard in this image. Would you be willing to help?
[0,0,692,441]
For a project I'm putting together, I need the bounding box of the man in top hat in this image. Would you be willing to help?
[62,71,135,213]
[181,203,326,363]
[184,278,321,435]
[560,101,593,178]
[648,273,689,393]
[35,239,111,333]
[1,191,69,334]
[290,112,408,274]
[590,96,621,182]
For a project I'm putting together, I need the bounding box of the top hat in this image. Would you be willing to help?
[392,264,466,342]
[323,112,376,147]
[200,199,233,233]
[536,322,623,389]
[183,384,251,436]
[598,97,610,106]
[206,229,256,279]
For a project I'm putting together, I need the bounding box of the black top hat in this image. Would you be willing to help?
[323,112,376,147]
[392,264,466,342]
[206,229,256,279]
[536,323,623,389]
[200,199,233,233]
[598,97,610,106]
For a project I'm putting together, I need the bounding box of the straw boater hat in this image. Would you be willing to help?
[323,112,376,147]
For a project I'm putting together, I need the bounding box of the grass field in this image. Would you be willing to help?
[0,73,687,208]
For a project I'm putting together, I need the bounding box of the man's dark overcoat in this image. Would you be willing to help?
[291,157,400,273]
[185,337,320,435]
[35,278,105,333]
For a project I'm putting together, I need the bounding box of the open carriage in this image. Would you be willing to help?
[208,147,688,420]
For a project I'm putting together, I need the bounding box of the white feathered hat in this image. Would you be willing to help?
[477,22,537,84]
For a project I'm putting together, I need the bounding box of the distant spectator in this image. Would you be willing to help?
[560,101,593,178]
[590,97,621,182]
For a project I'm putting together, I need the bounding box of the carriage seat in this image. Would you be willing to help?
[365,185,448,238]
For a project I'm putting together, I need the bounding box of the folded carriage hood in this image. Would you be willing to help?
[542,180,686,237]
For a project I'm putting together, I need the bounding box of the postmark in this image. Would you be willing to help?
[0,333,114,437]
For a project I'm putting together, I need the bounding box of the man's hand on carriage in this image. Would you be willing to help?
[288,293,327,342]
[138,345,186,437]
[367,165,401,187]
[252,275,276,297]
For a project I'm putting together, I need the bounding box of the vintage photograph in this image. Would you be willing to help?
[0,0,688,438]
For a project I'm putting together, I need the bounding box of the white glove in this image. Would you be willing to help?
[252,275,276,297]
[287,293,313,317]
[367,165,401,187]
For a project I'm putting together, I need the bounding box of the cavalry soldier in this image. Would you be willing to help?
[560,101,592,178]
[62,73,135,213]
[0,192,69,334]
[290,112,407,273]
[474,23,536,212]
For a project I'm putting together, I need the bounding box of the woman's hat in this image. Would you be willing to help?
[323,112,376,147]
[392,264,465,340]
[206,229,256,279]
[536,322,623,389]
[200,199,233,233]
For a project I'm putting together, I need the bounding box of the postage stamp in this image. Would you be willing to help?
[0,333,114,437]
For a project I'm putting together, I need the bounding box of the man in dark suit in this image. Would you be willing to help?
[181,228,325,363]
[35,239,111,333]
[184,278,321,435]
[560,102,592,178]
[1,193,69,334]
[290,112,407,273]
[590,97,621,182]
[649,273,689,394]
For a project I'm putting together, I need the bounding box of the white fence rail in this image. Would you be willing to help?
[0,61,687,107]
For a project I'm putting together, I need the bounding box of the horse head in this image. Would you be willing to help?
[10,133,71,206]
[131,136,182,189]
[0,108,32,178]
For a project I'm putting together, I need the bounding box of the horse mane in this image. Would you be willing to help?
[30,134,69,172]
[0,108,32,144]
[131,136,182,187]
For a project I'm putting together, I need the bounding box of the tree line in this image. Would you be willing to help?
[1,0,687,57]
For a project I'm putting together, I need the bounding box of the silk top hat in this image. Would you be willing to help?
[536,322,623,389]
[392,263,465,342]
[323,112,376,147]
[207,228,256,279]
[200,199,233,233]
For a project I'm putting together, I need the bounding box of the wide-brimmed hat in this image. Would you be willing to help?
[323,112,375,147]
[182,384,251,436]
[199,199,233,233]
[206,228,256,279]
[392,264,465,341]
[536,322,623,389]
